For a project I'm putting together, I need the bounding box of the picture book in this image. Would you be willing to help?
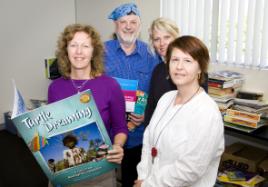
[113,77,138,113]
[113,77,149,131]
[11,85,117,186]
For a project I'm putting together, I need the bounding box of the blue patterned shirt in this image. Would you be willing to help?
[104,39,160,148]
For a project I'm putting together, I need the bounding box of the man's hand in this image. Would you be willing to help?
[129,113,144,126]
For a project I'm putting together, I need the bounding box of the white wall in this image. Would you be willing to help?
[0,0,159,126]
[0,0,76,125]
[75,0,160,42]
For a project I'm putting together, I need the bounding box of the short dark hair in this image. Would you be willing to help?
[166,35,209,85]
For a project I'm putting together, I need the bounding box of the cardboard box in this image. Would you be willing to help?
[258,157,268,178]
[220,142,268,172]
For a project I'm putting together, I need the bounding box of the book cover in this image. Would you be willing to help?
[226,170,246,181]
[113,77,138,113]
[11,86,117,186]
[127,90,148,131]
[134,90,148,115]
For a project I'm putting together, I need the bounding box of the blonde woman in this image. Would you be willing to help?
[144,18,208,126]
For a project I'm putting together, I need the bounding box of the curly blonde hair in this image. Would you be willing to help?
[56,23,104,78]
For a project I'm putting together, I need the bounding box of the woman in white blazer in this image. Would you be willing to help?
[135,35,224,187]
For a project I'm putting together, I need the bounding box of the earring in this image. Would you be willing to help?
[198,73,201,80]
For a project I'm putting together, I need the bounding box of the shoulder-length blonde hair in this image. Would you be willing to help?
[149,17,180,50]
[56,23,104,79]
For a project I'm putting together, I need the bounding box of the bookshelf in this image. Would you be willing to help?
[225,125,268,147]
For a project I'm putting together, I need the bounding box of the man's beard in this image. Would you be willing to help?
[116,32,139,46]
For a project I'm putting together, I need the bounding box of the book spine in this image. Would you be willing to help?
[208,82,223,88]
[208,78,225,84]
[226,109,260,122]
[208,87,234,95]
[224,115,258,128]
[208,79,235,88]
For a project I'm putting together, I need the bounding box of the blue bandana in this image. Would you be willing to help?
[108,3,140,21]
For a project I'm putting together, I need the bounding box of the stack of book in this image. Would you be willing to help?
[213,97,234,113]
[223,108,268,132]
[208,70,244,112]
[233,98,268,114]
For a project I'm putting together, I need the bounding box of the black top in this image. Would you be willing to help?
[144,62,208,126]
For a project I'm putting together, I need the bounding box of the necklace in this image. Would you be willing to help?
[71,79,90,93]
[151,86,201,164]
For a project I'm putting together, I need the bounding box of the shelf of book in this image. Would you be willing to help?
[225,125,268,146]
[224,122,265,133]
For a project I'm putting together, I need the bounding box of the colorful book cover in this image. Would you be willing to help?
[127,91,148,131]
[113,77,138,112]
[11,86,117,186]
[134,90,148,115]
[217,173,265,187]
[226,170,246,181]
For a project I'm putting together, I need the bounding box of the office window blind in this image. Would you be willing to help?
[160,0,268,69]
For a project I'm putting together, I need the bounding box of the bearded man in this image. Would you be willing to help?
[104,3,160,187]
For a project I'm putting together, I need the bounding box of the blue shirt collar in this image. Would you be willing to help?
[115,40,142,57]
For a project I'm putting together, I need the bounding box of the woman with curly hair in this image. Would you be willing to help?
[48,23,128,186]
